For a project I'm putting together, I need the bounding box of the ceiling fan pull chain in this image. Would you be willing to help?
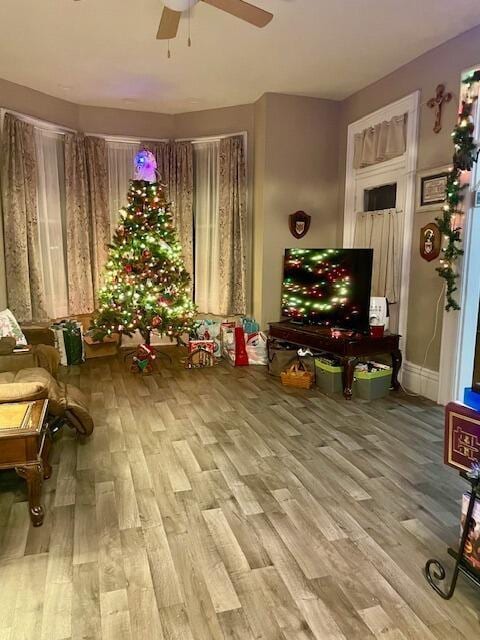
[188,5,192,47]
[167,40,171,59]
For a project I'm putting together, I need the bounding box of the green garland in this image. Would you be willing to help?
[436,70,480,311]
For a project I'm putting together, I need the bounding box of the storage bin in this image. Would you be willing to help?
[354,367,392,400]
[315,359,343,394]
[280,362,314,389]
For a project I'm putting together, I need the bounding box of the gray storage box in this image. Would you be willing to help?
[354,367,392,400]
[315,359,343,394]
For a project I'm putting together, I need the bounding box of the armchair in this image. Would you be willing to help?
[0,324,94,437]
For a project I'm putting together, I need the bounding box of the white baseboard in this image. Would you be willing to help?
[402,360,439,403]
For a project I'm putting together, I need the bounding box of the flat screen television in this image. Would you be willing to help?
[281,248,373,332]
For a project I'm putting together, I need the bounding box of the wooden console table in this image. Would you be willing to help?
[268,321,402,400]
[0,399,50,526]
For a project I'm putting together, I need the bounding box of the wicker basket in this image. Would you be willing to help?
[280,361,314,389]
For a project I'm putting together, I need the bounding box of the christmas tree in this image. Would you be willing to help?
[92,150,196,345]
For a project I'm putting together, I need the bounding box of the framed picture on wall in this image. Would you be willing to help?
[416,165,450,212]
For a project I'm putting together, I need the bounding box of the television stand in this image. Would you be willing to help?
[268,320,402,400]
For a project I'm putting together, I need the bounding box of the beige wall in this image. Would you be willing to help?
[254,93,340,327]
[338,24,480,371]
[0,77,79,129]
[253,96,267,322]
[3,22,480,366]
[78,105,174,139]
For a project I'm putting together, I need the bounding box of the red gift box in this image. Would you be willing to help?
[188,339,216,355]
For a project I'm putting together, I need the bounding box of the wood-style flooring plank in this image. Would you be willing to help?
[0,351,478,640]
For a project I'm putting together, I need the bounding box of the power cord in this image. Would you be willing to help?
[399,283,446,397]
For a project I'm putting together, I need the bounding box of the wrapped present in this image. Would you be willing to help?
[242,317,260,335]
[221,325,249,366]
[84,333,119,359]
[51,320,85,366]
[221,324,236,364]
[188,339,216,355]
[246,332,268,366]
[192,319,222,358]
[185,341,216,369]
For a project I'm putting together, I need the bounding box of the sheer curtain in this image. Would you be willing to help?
[194,140,220,313]
[107,141,139,234]
[353,209,403,304]
[34,129,69,318]
[353,114,407,169]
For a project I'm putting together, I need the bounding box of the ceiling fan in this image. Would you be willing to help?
[157,0,273,40]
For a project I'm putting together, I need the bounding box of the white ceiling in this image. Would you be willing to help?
[1,0,480,114]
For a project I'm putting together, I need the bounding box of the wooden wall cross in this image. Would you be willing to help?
[427,84,452,133]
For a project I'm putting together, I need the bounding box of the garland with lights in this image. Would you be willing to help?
[91,179,196,344]
[436,70,480,311]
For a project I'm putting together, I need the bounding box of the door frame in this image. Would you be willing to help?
[438,66,480,405]
[343,91,420,358]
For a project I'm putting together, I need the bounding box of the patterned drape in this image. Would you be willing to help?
[85,137,110,298]
[142,140,194,280]
[0,113,48,322]
[218,135,247,315]
[64,133,95,314]
[64,134,110,314]
[170,142,194,280]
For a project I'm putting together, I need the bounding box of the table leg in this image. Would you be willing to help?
[342,357,358,400]
[15,462,44,527]
[41,431,53,480]
[391,348,403,390]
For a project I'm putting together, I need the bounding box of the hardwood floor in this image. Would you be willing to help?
[0,351,479,639]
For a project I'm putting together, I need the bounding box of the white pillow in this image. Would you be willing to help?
[0,309,28,345]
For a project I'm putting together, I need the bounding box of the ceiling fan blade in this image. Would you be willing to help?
[201,0,273,28]
[157,7,182,40]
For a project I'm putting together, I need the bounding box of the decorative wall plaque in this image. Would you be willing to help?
[420,222,441,262]
[444,402,480,473]
[289,210,311,239]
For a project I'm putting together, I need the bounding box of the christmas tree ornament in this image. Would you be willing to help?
[134,150,158,183]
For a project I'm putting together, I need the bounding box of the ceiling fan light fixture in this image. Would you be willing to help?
[163,0,198,11]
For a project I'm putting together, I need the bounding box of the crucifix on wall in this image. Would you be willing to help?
[427,84,452,133]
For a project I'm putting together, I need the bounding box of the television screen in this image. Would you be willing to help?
[281,248,373,331]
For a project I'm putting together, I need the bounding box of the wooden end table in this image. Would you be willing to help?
[0,400,50,526]
[268,321,402,400]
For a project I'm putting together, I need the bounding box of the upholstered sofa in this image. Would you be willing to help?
[0,325,94,437]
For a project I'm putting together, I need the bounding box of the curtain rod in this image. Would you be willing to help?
[85,134,170,143]
[177,131,247,143]
[1,107,77,134]
[2,108,247,144]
